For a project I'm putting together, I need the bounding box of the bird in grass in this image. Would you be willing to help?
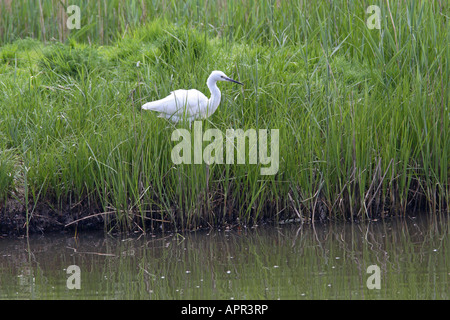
[141,71,243,126]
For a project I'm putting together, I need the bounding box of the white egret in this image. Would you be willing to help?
[141,70,243,125]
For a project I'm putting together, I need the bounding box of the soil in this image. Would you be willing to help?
[0,198,104,237]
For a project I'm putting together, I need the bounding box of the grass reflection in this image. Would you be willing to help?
[0,216,448,299]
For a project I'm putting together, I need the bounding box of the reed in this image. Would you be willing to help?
[0,0,448,234]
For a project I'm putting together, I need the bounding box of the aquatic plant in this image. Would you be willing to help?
[0,0,448,234]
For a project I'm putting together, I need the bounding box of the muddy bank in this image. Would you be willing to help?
[0,198,105,237]
[0,194,439,238]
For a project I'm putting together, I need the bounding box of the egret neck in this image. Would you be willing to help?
[206,75,222,117]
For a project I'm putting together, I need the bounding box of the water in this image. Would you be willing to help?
[0,215,448,299]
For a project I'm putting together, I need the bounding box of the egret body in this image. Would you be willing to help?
[141,71,243,125]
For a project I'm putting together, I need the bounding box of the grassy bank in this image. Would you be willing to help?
[0,0,448,234]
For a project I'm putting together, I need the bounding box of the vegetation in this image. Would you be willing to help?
[0,0,448,234]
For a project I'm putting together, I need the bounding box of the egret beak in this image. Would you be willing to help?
[222,76,243,85]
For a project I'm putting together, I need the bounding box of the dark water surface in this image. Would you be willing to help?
[0,215,448,299]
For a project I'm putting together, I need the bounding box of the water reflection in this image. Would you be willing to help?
[0,215,448,299]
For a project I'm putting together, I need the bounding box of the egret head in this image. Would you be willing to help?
[208,70,243,85]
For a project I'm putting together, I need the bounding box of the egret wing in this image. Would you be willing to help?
[142,89,209,121]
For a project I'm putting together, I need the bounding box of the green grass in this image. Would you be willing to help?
[0,0,448,234]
